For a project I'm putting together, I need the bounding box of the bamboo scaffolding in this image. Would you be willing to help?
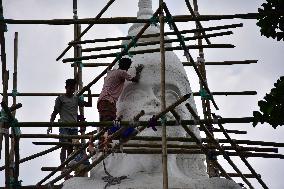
[63,44,235,63]
[56,0,116,61]
[1,13,266,25]
[71,60,257,67]
[75,5,163,96]
[81,31,233,53]
[163,3,219,110]
[3,90,257,97]
[69,23,243,45]
[46,94,191,185]
[0,146,61,171]
[36,128,106,186]
[184,103,254,188]
[214,115,269,189]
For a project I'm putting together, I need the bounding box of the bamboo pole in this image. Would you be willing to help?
[13,134,284,148]
[0,1,10,186]
[69,23,243,45]
[14,116,256,128]
[12,31,20,187]
[2,90,258,97]
[75,4,163,96]
[214,115,269,189]
[1,13,268,25]
[81,31,232,52]
[163,3,219,110]
[13,117,256,128]
[56,0,116,61]
[159,1,168,188]
[63,44,235,63]
[184,103,254,188]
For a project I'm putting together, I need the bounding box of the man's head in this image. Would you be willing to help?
[65,79,76,96]
[118,58,132,70]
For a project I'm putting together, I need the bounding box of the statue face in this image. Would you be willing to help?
[117,52,199,137]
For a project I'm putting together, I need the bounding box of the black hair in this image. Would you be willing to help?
[65,79,76,87]
[118,58,132,70]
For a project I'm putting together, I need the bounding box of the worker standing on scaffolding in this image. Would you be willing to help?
[48,79,92,164]
[97,58,143,139]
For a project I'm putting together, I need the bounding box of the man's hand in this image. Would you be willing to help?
[47,126,52,134]
[135,64,144,73]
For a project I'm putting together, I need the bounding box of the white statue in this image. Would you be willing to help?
[63,0,241,188]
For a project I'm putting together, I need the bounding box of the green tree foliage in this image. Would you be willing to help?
[256,0,284,41]
[253,76,284,128]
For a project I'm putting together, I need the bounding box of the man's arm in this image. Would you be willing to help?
[131,64,144,83]
[48,108,59,134]
[83,89,92,107]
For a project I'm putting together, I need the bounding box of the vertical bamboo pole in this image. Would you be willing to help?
[13,32,20,186]
[0,0,10,187]
[159,1,168,188]
[192,0,217,177]
[73,0,79,84]
[73,0,85,147]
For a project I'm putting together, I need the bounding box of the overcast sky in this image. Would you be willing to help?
[0,0,284,188]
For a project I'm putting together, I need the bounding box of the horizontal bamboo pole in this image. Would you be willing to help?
[71,60,258,67]
[132,136,284,148]
[30,142,277,153]
[14,117,255,128]
[70,23,243,45]
[1,13,262,25]
[82,31,233,52]
[16,134,94,139]
[109,148,284,159]
[2,90,257,97]
[63,44,235,63]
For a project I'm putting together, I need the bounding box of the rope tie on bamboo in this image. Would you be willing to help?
[130,36,137,48]
[148,115,157,131]
[0,109,9,122]
[11,89,19,97]
[116,52,122,61]
[75,60,84,68]
[123,44,133,58]
[9,177,22,189]
[199,88,213,100]
[165,16,174,30]
[160,115,167,125]
[0,109,21,136]
[11,118,21,136]
[78,95,84,101]
[0,15,8,32]
[149,16,159,26]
